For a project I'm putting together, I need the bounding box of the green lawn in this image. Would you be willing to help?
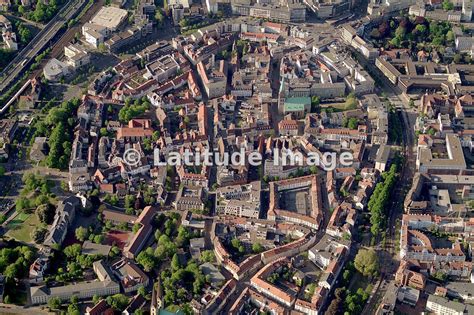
[6,213,39,243]
[7,212,30,226]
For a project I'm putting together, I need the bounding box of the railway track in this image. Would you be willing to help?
[31,0,105,78]
[0,0,88,94]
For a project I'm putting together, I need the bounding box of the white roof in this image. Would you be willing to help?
[91,6,128,29]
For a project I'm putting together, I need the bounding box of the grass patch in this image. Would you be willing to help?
[6,213,39,243]
[7,212,30,227]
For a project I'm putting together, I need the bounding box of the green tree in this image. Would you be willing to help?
[93,234,104,244]
[106,294,129,311]
[171,253,180,271]
[343,269,351,282]
[415,24,426,34]
[70,295,79,305]
[17,23,32,44]
[252,243,264,253]
[152,130,161,141]
[446,30,455,42]
[118,99,150,122]
[109,194,119,206]
[138,286,147,298]
[326,288,345,315]
[4,264,18,280]
[394,26,406,40]
[347,118,359,130]
[155,9,164,26]
[75,226,89,242]
[64,244,82,259]
[442,0,454,10]
[31,227,47,244]
[98,43,107,53]
[132,223,141,233]
[231,238,241,250]
[432,271,448,282]
[136,249,156,271]
[389,36,401,48]
[48,297,62,310]
[454,53,462,63]
[16,196,31,212]
[200,250,215,263]
[47,122,70,169]
[354,248,380,277]
[344,93,358,110]
[35,203,55,224]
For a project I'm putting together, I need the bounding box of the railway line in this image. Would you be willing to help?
[0,0,88,94]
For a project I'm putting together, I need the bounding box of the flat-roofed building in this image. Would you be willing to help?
[90,6,128,32]
[144,54,180,82]
[417,134,467,173]
[65,44,90,69]
[43,58,70,81]
[216,181,261,219]
[426,294,467,315]
[397,286,420,306]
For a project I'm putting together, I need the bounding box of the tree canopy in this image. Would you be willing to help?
[354,248,380,277]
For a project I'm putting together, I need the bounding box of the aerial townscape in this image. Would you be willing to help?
[0,0,474,314]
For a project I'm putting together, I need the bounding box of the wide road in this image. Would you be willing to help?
[356,52,417,315]
[0,0,87,94]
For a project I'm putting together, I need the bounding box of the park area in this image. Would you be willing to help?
[5,212,39,243]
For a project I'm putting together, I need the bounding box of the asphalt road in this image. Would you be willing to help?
[0,0,88,94]
[359,58,418,315]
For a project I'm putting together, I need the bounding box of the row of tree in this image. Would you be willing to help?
[367,163,399,236]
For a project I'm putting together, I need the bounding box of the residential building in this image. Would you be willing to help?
[426,294,468,315]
